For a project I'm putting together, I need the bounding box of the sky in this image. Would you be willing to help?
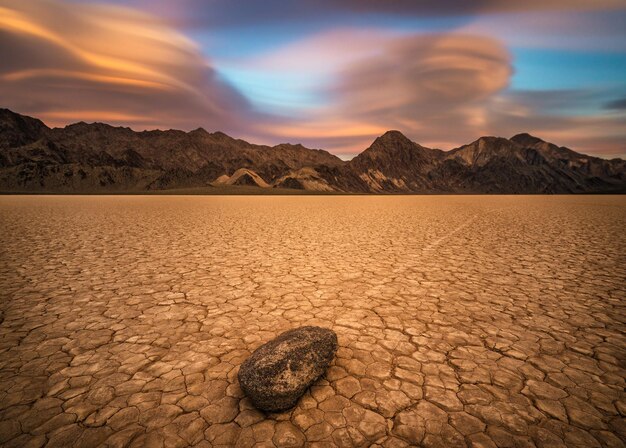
[1,0,625,159]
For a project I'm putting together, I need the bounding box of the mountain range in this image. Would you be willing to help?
[1,108,624,194]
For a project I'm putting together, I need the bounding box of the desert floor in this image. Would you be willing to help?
[0,195,624,448]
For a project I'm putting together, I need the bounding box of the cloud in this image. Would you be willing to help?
[229,32,513,155]
[325,33,513,152]
[230,30,625,159]
[1,1,623,159]
[332,34,511,121]
[0,0,249,130]
[334,0,626,15]
[117,0,626,29]
[486,91,626,159]
[457,10,626,52]
[605,98,626,110]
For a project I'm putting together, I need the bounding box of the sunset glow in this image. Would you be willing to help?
[1,0,625,158]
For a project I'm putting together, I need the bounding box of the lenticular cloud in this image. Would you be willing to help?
[0,0,247,130]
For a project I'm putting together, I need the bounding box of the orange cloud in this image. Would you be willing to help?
[2,69,170,90]
[232,32,514,156]
[332,34,512,120]
[232,30,624,159]
[0,0,247,130]
[1,1,623,159]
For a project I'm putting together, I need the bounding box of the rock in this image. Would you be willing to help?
[238,326,338,411]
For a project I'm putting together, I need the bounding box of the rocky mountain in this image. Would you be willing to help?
[346,130,625,193]
[1,108,624,193]
[348,131,444,192]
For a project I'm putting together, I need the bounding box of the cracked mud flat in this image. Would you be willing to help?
[0,195,625,448]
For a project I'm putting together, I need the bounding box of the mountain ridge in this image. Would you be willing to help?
[0,108,624,194]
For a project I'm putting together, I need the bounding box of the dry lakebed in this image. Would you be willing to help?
[0,195,624,447]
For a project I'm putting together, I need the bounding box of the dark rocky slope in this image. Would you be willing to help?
[1,108,624,193]
[346,130,625,194]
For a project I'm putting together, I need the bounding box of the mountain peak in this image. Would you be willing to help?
[189,127,209,135]
[0,108,49,148]
[367,131,419,154]
[350,129,441,183]
[0,108,48,129]
[210,130,233,140]
[377,130,412,143]
[473,136,508,145]
[510,133,545,146]
[64,121,121,132]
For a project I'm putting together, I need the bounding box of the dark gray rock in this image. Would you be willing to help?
[238,326,338,411]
